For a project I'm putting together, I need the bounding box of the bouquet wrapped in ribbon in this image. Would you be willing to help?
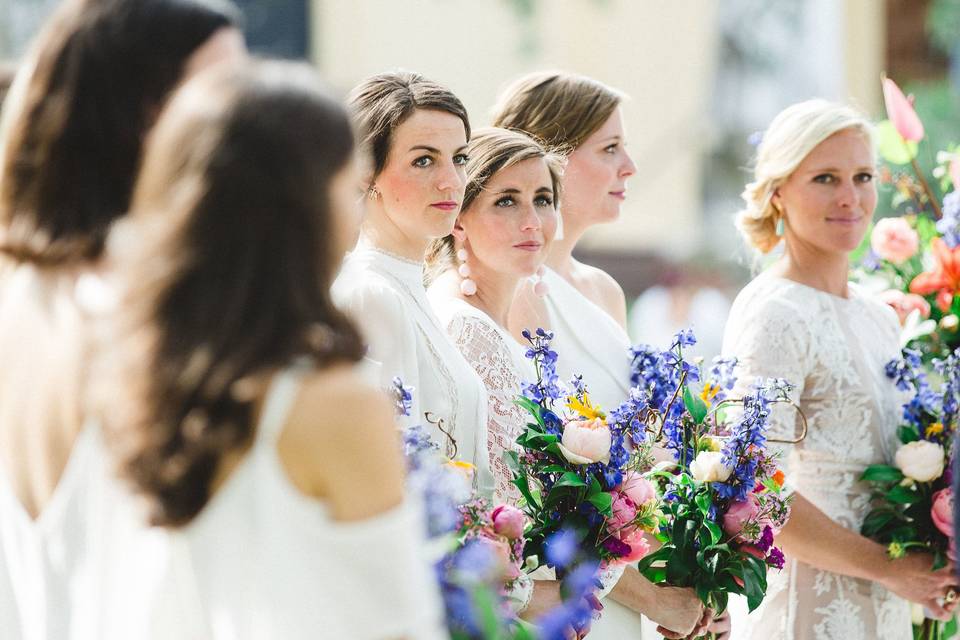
[630,331,795,615]
[860,350,960,639]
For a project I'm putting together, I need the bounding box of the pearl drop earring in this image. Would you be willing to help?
[457,248,477,296]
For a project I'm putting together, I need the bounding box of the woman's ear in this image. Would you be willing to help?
[451,216,467,243]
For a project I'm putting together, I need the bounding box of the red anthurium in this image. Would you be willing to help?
[882,77,924,142]
[909,238,960,311]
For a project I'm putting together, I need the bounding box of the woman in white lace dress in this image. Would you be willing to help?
[493,71,715,639]
[332,72,491,492]
[93,62,445,639]
[723,99,958,640]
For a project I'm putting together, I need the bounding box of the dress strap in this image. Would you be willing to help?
[255,359,313,444]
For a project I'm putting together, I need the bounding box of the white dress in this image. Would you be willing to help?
[722,274,912,640]
[93,364,448,640]
[333,239,492,494]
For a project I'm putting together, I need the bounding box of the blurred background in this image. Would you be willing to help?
[1,0,958,360]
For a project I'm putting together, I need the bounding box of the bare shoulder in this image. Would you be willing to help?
[571,262,628,329]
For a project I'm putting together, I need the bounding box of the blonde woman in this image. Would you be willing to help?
[492,71,715,640]
[722,99,958,639]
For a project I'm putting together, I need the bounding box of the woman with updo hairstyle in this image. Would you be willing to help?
[333,71,492,493]
[93,61,445,639]
[0,1,244,637]
[492,71,713,640]
[722,99,958,638]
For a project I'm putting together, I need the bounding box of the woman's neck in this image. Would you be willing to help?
[545,215,588,278]
[440,267,522,330]
[360,212,428,263]
[772,239,850,298]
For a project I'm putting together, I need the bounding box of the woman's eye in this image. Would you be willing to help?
[412,156,433,168]
[534,195,553,207]
[494,196,515,207]
[604,144,618,154]
[813,174,836,184]
[855,172,875,183]
[453,154,469,166]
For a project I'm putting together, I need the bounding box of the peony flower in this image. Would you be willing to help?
[608,491,638,533]
[558,418,611,465]
[477,534,520,581]
[619,471,656,507]
[616,527,651,564]
[723,495,760,539]
[894,440,945,482]
[871,217,919,264]
[882,77,924,142]
[690,451,733,483]
[880,289,931,325]
[491,504,525,540]
[931,488,954,538]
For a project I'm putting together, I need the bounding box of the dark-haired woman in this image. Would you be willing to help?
[333,71,491,492]
[93,61,445,639]
[0,0,244,637]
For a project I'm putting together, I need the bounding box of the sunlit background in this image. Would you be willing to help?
[2,0,958,361]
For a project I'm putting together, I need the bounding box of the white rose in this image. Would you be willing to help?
[689,451,733,483]
[894,440,945,482]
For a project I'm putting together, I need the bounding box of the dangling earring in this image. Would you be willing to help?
[531,266,549,297]
[367,185,380,200]
[457,248,477,296]
[775,216,785,237]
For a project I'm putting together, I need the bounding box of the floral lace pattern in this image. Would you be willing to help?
[722,275,911,640]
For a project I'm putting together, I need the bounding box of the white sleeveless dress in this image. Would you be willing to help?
[333,239,492,494]
[538,268,649,637]
[93,364,448,640]
[722,275,911,640]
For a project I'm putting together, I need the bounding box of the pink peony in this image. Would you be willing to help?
[931,488,954,539]
[882,77,924,142]
[559,418,611,465]
[616,527,652,564]
[880,289,931,325]
[619,471,656,507]
[871,217,919,264]
[723,496,761,539]
[491,504,525,540]
[608,491,638,533]
[478,535,520,581]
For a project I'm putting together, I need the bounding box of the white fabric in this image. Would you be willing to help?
[538,267,646,638]
[333,238,492,494]
[722,274,911,640]
[93,364,448,640]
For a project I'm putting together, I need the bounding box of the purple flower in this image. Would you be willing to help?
[545,528,579,570]
[755,525,775,553]
[391,376,414,417]
[937,192,960,248]
[766,546,785,569]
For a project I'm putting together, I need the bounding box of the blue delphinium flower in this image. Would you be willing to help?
[401,425,438,466]
[544,528,579,570]
[937,191,960,248]
[522,328,565,406]
[860,249,883,272]
[390,376,414,417]
[708,356,738,401]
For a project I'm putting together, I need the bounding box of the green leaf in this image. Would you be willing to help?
[860,508,900,537]
[898,424,921,444]
[683,386,708,424]
[860,465,904,484]
[695,491,713,516]
[704,519,723,545]
[886,484,919,504]
[877,119,919,165]
[512,475,541,509]
[469,584,503,638]
[588,491,613,515]
[554,472,588,489]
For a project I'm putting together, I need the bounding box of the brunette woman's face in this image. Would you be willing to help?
[457,157,557,280]
[774,128,877,257]
[372,108,468,241]
[562,108,637,226]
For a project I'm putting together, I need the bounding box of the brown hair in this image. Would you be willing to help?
[0,0,240,266]
[491,71,623,151]
[347,70,470,179]
[425,127,564,283]
[101,60,364,527]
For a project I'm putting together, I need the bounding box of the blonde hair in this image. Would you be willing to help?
[737,99,875,253]
[490,70,623,151]
[425,127,564,284]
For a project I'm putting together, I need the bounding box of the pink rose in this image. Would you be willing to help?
[871,217,919,264]
[608,491,638,533]
[931,488,954,538]
[880,290,931,325]
[620,471,656,507]
[722,495,761,539]
[616,527,651,564]
[559,418,611,465]
[491,505,525,540]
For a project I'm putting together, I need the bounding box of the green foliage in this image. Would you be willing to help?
[877,120,920,165]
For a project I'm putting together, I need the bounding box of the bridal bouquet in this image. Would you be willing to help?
[859,349,959,639]
[507,329,661,576]
[631,332,794,614]
[853,76,960,358]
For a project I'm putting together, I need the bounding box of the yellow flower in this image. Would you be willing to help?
[566,393,605,421]
[887,542,905,559]
[700,383,720,407]
[926,422,944,437]
[446,460,476,481]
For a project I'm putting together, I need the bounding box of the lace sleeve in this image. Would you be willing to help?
[722,293,811,482]
[446,313,526,505]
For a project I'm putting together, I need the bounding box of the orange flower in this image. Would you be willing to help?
[909,238,960,312]
[772,470,785,487]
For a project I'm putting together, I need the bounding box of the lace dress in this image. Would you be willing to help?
[722,274,911,640]
[333,238,492,494]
